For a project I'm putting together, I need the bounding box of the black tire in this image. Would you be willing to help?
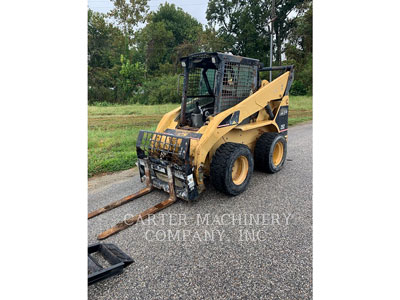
[210,143,254,196]
[254,132,287,173]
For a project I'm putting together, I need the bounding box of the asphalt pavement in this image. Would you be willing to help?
[88,121,312,300]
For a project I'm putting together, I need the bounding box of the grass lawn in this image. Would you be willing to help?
[288,95,313,126]
[88,96,312,177]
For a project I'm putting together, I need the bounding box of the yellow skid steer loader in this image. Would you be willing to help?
[89,52,294,239]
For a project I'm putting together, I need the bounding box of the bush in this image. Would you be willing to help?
[88,85,115,104]
[116,55,146,103]
[283,54,312,96]
[290,80,307,96]
[133,74,180,104]
[88,66,118,104]
[91,101,119,107]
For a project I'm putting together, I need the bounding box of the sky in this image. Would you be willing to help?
[87,0,209,25]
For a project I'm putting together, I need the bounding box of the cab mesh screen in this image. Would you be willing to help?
[220,62,256,112]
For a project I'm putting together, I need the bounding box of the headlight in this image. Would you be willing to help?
[181,61,186,67]
[211,57,216,64]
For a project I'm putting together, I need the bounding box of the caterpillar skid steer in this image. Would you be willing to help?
[89,52,294,239]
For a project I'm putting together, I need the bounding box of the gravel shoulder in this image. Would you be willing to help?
[88,168,138,192]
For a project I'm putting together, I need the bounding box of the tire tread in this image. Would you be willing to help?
[254,132,285,173]
[210,143,252,195]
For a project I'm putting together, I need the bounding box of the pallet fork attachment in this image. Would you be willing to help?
[88,159,177,240]
[88,160,154,219]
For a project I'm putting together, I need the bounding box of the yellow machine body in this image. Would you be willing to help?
[135,52,293,201]
[90,52,294,239]
[154,72,290,192]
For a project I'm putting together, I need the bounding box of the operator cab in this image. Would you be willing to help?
[179,52,260,129]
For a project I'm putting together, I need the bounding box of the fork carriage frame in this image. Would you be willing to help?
[136,130,199,201]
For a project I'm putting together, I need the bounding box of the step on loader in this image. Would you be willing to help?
[89,52,294,239]
[88,243,133,285]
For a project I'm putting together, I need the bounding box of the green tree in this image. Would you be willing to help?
[136,21,174,74]
[88,9,124,68]
[206,0,311,64]
[88,9,125,103]
[272,0,311,64]
[136,3,203,74]
[198,26,230,52]
[150,3,202,46]
[206,0,312,93]
[285,3,312,61]
[285,3,312,94]
[206,0,271,64]
[108,0,149,53]
[116,55,146,102]
[133,74,180,104]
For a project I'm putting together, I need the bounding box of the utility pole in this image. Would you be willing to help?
[269,0,276,82]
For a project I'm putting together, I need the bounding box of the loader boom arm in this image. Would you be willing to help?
[193,70,292,187]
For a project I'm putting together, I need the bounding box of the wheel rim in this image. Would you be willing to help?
[272,141,284,166]
[232,155,249,185]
